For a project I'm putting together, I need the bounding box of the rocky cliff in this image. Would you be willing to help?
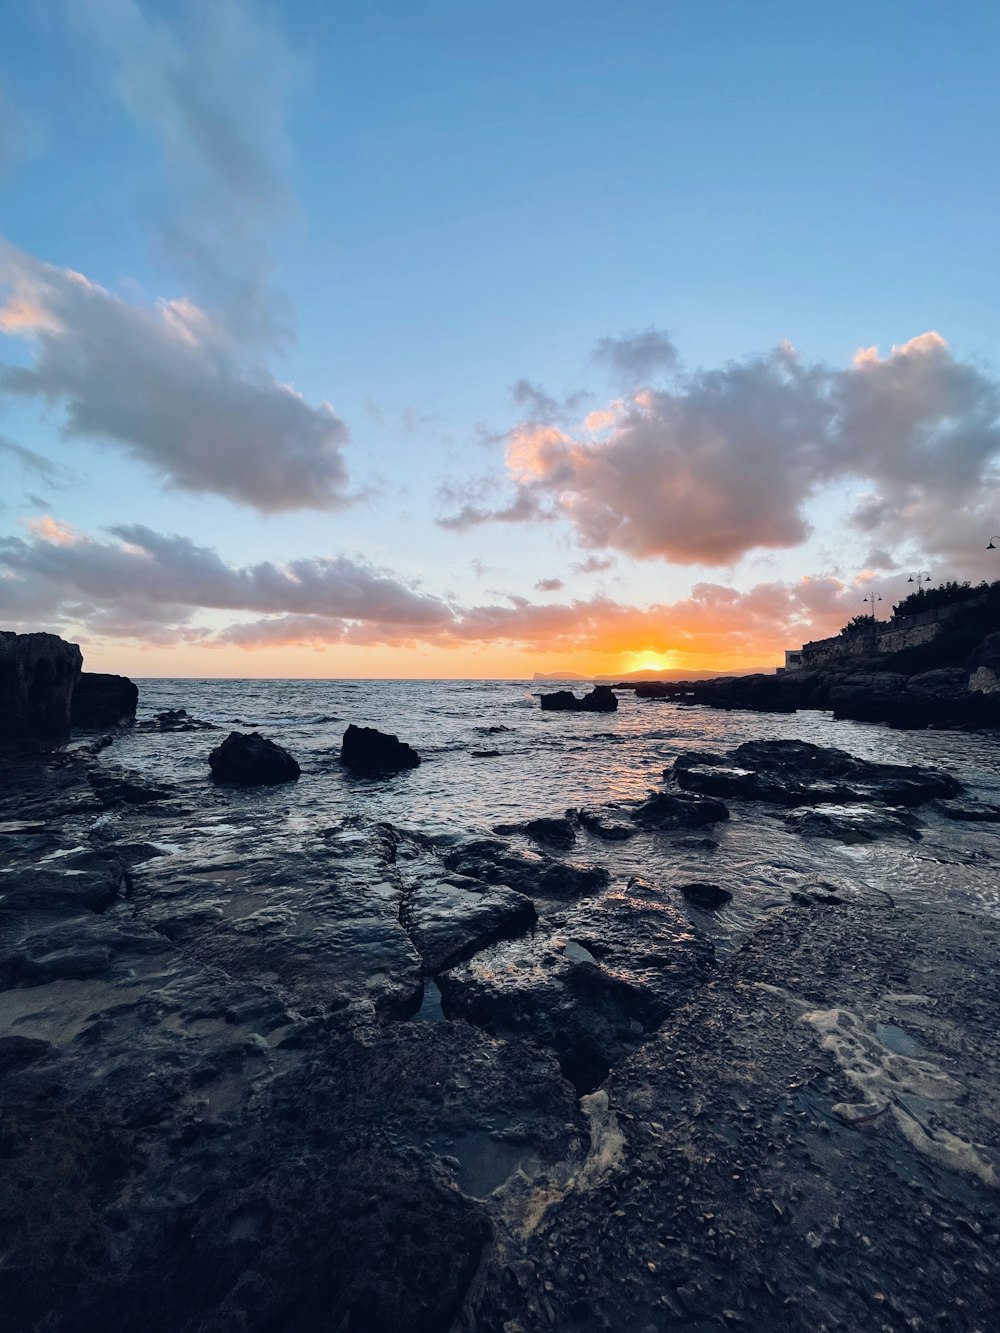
[0,631,83,741]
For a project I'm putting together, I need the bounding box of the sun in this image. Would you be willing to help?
[625,651,675,673]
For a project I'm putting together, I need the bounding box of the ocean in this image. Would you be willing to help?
[113,677,1000,931]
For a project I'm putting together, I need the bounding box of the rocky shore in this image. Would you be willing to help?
[1,637,999,1332]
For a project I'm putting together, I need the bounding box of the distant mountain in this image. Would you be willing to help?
[532,667,774,683]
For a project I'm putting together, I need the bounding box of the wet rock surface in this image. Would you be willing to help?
[673,738,962,807]
[2,728,998,1333]
[208,731,301,786]
[631,789,730,829]
[340,722,421,774]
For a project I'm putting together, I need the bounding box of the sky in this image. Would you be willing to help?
[2,0,1000,679]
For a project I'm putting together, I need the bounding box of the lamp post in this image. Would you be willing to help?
[987,537,1000,550]
[907,571,932,591]
[862,592,883,620]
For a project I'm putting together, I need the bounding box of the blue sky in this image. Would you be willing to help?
[2,1,999,676]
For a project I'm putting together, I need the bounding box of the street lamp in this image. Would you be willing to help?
[863,592,883,620]
[907,571,932,587]
[987,537,1000,550]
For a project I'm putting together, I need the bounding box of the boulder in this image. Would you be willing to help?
[539,685,618,713]
[572,806,636,840]
[784,804,922,844]
[493,815,577,849]
[70,672,138,729]
[341,723,420,775]
[0,631,82,741]
[208,731,301,786]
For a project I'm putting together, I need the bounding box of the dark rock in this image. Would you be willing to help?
[0,631,82,741]
[539,685,619,712]
[677,881,732,909]
[471,748,500,758]
[136,707,218,733]
[673,738,961,807]
[440,881,714,1091]
[936,798,1000,822]
[441,837,610,900]
[208,731,301,786]
[402,876,537,972]
[631,791,730,830]
[475,724,512,734]
[341,723,420,775]
[494,815,577,849]
[0,849,127,914]
[90,768,175,806]
[573,806,637,840]
[71,672,138,729]
[785,804,922,843]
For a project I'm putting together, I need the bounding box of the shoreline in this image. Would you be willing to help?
[1,710,998,1331]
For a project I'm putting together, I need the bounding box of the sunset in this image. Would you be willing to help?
[3,5,999,1332]
[4,3,1000,676]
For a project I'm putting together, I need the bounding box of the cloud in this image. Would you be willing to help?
[0,243,351,511]
[510,380,591,425]
[593,328,678,385]
[572,554,617,574]
[0,522,452,633]
[0,435,74,487]
[534,577,564,592]
[446,331,1000,568]
[74,0,298,344]
[0,518,858,660]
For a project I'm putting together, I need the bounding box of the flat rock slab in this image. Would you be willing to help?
[673,738,961,807]
[402,873,536,972]
[630,790,730,829]
[440,880,714,1092]
[442,837,610,901]
[785,803,922,843]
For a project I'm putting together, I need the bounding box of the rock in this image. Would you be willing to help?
[0,848,127,914]
[784,804,922,843]
[441,837,610,900]
[90,768,175,806]
[677,881,732,909]
[494,815,577,849]
[136,707,218,733]
[341,723,421,775]
[208,731,301,785]
[936,798,1000,822]
[402,875,537,972]
[440,881,714,1091]
[539,685,619,712]
[471,748,500,758]
[70,672,138,729]
[573,806,637,840]
[631,791,730,830]
[0,631,82,741]
[968,630,1000,694]
[673,739,961,807]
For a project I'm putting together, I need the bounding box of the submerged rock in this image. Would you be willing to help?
[0,630,82,742]
[572,806,636,840]
[208,731,301,785]
[539,685,618,712]
[136,707,217,733]
[676,881,732,909]
[785,803,922,843]
[70,672,138,729]
[341,722,421,775]
[494,815,577,849]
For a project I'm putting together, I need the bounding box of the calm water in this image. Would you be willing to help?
[112,678,1000,928]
